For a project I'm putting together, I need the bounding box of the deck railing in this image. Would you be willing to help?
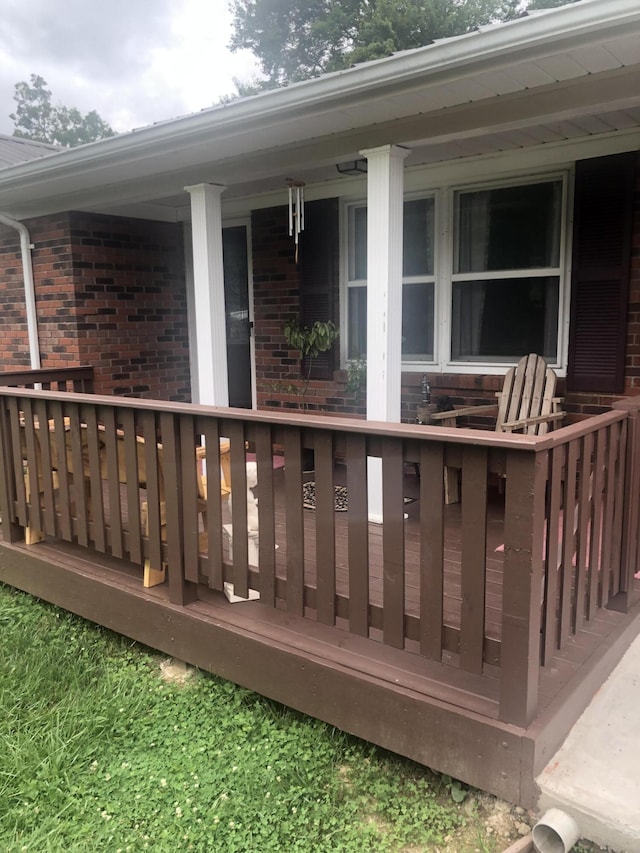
[0,387,638,728]
[0,366,94,393]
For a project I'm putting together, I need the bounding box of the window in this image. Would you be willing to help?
[344,174,566,370]
[346,196,435,362]
[451,180,563,363]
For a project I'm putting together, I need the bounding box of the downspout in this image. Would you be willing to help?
[0,212,41,369]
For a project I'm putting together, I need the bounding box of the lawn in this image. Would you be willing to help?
[0,582,525,852]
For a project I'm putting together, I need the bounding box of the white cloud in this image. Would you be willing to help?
[0,0,260,136]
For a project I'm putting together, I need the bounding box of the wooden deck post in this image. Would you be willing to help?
[499,448,548,727]
[611,398,640,611]
[0,400,22,543]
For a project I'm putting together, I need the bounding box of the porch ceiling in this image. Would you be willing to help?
[0,0,639,220]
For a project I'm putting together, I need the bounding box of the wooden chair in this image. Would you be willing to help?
[428,353,565,502]
[430,353,565,434]
[20,419,225,588]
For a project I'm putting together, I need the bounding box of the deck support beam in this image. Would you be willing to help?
[360,144,409,522]
[186,183,229,407]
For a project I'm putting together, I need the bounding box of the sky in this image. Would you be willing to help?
[0,0,261,137]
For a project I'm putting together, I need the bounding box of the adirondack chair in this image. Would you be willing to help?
[428,353,565,502]
[430,353,565,434]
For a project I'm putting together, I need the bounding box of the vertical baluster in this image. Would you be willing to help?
[100,406,124,559]
[587,428,607,618]
[120,409,142,565]
[162,412,195,605]
[228,420,249,599]
[613,416,632,602]
[419,441,445,660]
[255,423,276,606]
[34,399,56,538]
[315,431,336,625]
[284,427,304,615]
[22,398,43,542]
[202,418,224,591]
[142,411,163,583]
[50,402,71,541]
[347,433,369,637]
[460,445,488,675]
[574,432,594,631]
[180,415,201,584]
[560,439,579,645]
[67,404,89,547]
[543,444,564,663]
[8,398,28,531]
[83,404,106,552]
[0,398,21,542]
[381,436,405,650]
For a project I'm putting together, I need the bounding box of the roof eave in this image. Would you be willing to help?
[0,0,638,196]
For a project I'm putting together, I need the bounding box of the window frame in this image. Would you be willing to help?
[342,191,439,368]
[341,170,570,374]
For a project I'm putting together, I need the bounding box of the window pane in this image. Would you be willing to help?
[349,206,368,281]
[451,277,559,362]
[348,287,367,359]
[348,197,435,280]
[402,283,434,360]
[456,182,562,273]
[403,198,434,276]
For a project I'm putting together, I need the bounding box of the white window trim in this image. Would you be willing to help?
[342,190,438,367]
[341,170,571,375]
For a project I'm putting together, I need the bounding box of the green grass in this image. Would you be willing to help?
[0,583,494,852]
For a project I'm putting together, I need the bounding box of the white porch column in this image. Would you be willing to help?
[360,144,409,522]
[185,183,229,406]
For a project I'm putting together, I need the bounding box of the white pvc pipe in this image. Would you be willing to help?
[532,808,580,853]
[0,212,41,370]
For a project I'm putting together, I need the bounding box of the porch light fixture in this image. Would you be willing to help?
[336,159,368,176]
[287,178,305,261]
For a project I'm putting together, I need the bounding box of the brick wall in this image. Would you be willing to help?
[0,212,190,401]
[252,205,362,416]
[68,212,190,400]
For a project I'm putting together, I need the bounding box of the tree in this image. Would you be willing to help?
[526,0,580,7]
[10,74,115,147]
[229,0,524,89]
[229,0,583,91]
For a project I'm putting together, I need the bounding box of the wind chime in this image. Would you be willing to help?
[287,178,305,263]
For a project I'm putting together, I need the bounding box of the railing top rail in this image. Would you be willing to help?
[0,366,94,384]
[0,386,629,450]
[541,408,626,447]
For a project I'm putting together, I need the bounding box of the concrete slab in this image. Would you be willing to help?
[537,634,640,853]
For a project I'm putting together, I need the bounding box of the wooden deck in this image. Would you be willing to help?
[1,378,640,806]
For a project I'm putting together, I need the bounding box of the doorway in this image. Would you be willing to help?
[222,224,253,408]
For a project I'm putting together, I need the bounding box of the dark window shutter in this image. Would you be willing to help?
[567,152,636,393]
[299,197,339,380]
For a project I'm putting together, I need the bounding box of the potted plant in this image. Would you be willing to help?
[278,319,339,471]
[283,319,339,413]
